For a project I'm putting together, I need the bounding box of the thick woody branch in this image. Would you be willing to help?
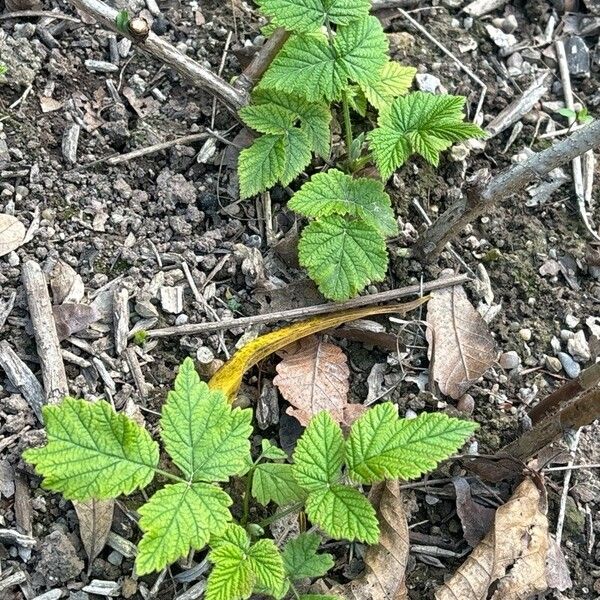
[412,118,600,261]
[69,0,247,111]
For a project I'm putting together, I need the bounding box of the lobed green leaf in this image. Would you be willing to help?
[23,398,159,500]
[252,463,307,506]
[282,532,334,580]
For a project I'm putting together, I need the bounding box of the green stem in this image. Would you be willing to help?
[154,467,188,485]
[241,466,256,527]
[289,582,302,599]
[341,89,353,156]
[257,501,304,528]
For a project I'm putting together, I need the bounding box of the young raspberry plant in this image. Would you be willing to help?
[24,358,476,599]
[237,0,486,300]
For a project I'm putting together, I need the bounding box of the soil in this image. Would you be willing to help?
[1,0,600,598]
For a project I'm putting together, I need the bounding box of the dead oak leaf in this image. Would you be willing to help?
[435,477,552,600]
[426,274,496,399]
[273,335,364,427]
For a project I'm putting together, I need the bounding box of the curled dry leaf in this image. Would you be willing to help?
[332,480,409,600]
[273,335,363,427]
[209,298,429,401]
[53,303,100,340]
[452,477,495,547]
[435,478,551,600]
[426,272,496,399]
[0,214,26,258]
[74,499,114,564]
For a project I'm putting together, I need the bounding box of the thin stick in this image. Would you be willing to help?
[211,31,233,130]
[555,428,581,546]
[498,387,600,462]
[69,0,246,111]
[0,10,80,21]
[233,28,290,95]
[555,39,600,242]
[529,361,600,424]
[413,118,600,261]
[147,274,469,339]
[398,8,487,121]
[21,261,69,403]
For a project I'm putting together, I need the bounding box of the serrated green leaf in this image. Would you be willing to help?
[257,0,370,33]
[207,541,254,600]
[23,398,158,500]
[252,89,332,158]
[261,439,288,460]
[281,127,313,186]
[282,532,334,580]
[239,134,286,199]
[253,463,307,506]
[347,85,367,116]
[261,17,387,102]
[346,404,478,484]
[289,169,397,236]
[211,523,251,550]
[369,91,486,179]
[306,484,379,543]
[361,61,416,110]
[333,16,388,88]
[293,411,345,491]
[248,539,286,596]
[136,482,232,574]
[239,104,298,135]
[298,215,388,301]
[160,358,252,481]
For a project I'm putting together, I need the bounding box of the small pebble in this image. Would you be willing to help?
[175,313,189,326]
[567,330,591,362]
[557,352,581,378]
[565,314,580,328]
[519,328,532,341]
[499,350,521,370]
[457,394,475,415]
[107,550,123,566]
[545,356,562,373]
[84,59,119,73]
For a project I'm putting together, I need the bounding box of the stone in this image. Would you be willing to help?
[35,530,84,585]
[564,35,590,77]
[545,355,562,373]
[156,171,196,207]
[558,352,581,378]
[457,394,475,415]
[567,330,591,362]
[84,60,119,73]
[485,24,517,48]
[519,328,532,341]
[415,73,442,93]
[499,350,521,369]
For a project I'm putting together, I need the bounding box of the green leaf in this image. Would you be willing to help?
[369,91,486,179]
[282,532,334,580]
[347,85,367,116]
[239,134,286,199]
[261,438,288,460]
[253,463,307,506]
[207,540,254,600]
[248,539,286,597]
[261,16,387,102]
[300,596,342,599]
[239,104,298,135]
[280,127,313,186]
[252,89,332,158]
[346,404,478,484]
[361,61,416,110]
[160,358,252,482]
[257,0,370,33]
[333,16,388,89]
[297,215,388,301]
[23,398,158,500]
[115,9,130,33]
[136,482,232,574]
[289,169,398,236]
[556,107,576,119]
[292,411,345,491]
[306,484,379,543]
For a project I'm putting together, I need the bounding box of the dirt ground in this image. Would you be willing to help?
[1,0,600,598]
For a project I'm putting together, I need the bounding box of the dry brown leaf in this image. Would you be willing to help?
[0,214,26,258]
[53,303,100,340]
[273,335,363,426]
[332,481,409,600]
[452,476,495,547]
[74,499,114,564]
[435,478,551,600]
[426,272,496,399]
